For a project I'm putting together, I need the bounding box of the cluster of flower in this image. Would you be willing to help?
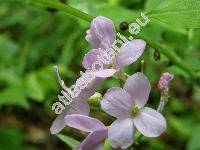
[50,16,173,150]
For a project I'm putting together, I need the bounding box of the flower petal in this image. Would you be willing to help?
[94,69,117,78]
[77,128,107,150]
[50,108,68,134]
[50,100,89,134]
[68,100,89,116]
[108,118,135,149]
[86,16,116,49]
[133,107,167,137]
[116,39,146,69]
[101,87,134,118]
[82,48,105,70]
[124,72,151,108]
[75,74,103,100]
[65,114,106,132]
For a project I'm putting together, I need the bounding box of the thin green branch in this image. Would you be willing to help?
[27,0,94,22]
[132,34,196,79]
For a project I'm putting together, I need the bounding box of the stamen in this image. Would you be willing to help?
[131,107,140,117]
[53,66,71,93]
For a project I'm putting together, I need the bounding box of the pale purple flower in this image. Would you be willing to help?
[158,72,174,94]
[83,16,146,79]
[50,67,102,134]
[65,114,107,150]
[86,16,116,50]
[101,72,167,149]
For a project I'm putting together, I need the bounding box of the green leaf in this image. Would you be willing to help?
[187,125,200,150]
[0,35,19,67]
[0,82,29,108]
[168,116,194,139]
[58,30,81,68]
[25,73,45,102]
[147,0,200,28]
[0,69,21,86]
[145,0,163,12]
[92,4,139,25]
[192,86,200,102]
[57,134,80,148]
[103,138,112,150]
[0,127,24,150]
[69,0,139,25]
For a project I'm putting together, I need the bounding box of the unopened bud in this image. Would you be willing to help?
[158,72,174,94]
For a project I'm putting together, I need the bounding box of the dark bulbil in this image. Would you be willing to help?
[164,61,173,67]
[119,21,129,31]
[154,50,161,61]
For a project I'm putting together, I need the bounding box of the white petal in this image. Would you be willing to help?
[65,114,106,132]
[116,40,146,69]
[77,128,107,150]
[101,88,134,118]
[50,100,89,134]
[124,72,151,108]
[75,74,103,100]
[94,69,117,78]
[133,107,167,137]
[50,108,68,134]
[82,48,105,70]
[86,16,116,49]
[68,100,89,116]
[108,118,135,149]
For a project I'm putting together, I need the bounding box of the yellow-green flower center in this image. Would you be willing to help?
[131,107,140,117]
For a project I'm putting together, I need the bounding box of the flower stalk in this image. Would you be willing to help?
[157,94,169,113]
[116,71,129,83]
[27,0,93,22]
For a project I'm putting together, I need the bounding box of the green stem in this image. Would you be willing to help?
[116,71,129,83]
[133,34,196,79]
[157,94,169,113]
[141,60,144,73]
[135,134,143,145]
[27,0,93,22]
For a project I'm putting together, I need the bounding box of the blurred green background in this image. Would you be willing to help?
[0,0,200,150]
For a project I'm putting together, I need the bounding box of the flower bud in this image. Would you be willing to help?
[158,72,174,94]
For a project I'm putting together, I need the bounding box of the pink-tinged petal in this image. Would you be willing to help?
[68,100,89,116]
[94,69,118,78]
[77,128,107,150]
[50,100,89,134]
[92,142,105,150]
[82,48,105,70]
[133,107,167,137]
[86,16,116,49]
[75,74,104,100]
[116,40,146,69]
[50,108,68,134]
[74,69,115,100]
[65,114,106,132]
[101,88,134,118]
[124,72,151,108]
[108,118,135,149]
